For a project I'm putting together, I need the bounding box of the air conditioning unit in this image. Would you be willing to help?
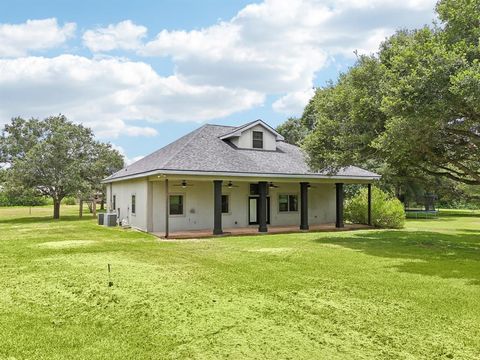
[104,213,117,227]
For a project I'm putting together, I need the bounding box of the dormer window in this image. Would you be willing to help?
[252,131,263,149]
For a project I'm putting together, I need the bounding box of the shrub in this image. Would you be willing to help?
[0,191,48,206]
[63,196,77,205]
[345,186,405,229]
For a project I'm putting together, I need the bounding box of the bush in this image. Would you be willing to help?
[63,197,77,205]
[345,186,405,229]
[0,191,48,206]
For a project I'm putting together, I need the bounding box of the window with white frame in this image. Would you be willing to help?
[252,131,263,149]
[279,194,298,212]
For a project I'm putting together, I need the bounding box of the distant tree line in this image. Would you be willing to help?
[0,115,124,218]
[277,0,480,208]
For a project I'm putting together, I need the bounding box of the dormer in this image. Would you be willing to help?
[219,119,284,151]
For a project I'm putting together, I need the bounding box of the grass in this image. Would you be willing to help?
[0,206,479,359]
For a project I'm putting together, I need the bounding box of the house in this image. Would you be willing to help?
[103,120,380,237]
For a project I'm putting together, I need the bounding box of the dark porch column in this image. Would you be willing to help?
[258,181,268,233]
[367,183,372,226]
[213,180,223,235]
[335,183,344,228]
[165,179,169,238]
[300,182,309,230]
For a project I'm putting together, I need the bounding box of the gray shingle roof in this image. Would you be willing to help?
[105,123,380,181]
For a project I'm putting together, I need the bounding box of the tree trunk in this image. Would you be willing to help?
[53,199,61,219]
[100,198,105,210]
[92,197,97,219]
[79,199,83,218]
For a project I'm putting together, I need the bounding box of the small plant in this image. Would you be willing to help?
[345,186,405,228]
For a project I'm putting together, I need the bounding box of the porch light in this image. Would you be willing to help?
[227,181,233,189]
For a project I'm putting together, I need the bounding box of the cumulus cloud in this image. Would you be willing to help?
[111,144,144,165]
[83,20,147,52]
[0,55,263,137]
[272,88,315,115]
[0,0,437,142]
[141,0,436,100]
[0,18,75,57]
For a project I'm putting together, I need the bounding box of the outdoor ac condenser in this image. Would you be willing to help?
[104,213,117,227]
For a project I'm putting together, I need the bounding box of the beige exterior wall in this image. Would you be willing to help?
[107,178,150,231]
[110,177,337,233]
[231,124,277,151]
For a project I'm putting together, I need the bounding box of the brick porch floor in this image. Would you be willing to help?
[153,223,372,239]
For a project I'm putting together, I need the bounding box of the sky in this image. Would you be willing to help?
[0,0,437,164]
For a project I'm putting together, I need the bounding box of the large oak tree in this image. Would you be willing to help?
[0,115,124,218]
[296,0,479,187]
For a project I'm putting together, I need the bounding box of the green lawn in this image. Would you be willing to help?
[0,206,479,359]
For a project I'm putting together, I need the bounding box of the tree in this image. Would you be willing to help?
[0,115,124,219]
[299,0,479,188]
[276,117,309,145]
[302,55,387,173]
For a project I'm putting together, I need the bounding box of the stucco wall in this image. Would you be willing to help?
[148,179,336,232]
[109,178,149,231]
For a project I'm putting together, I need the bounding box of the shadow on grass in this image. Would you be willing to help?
[314,229,480,285]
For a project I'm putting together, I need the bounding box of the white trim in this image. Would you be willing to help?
[219,119,285,141]
[103,169,381,183]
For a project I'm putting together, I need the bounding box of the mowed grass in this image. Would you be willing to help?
[0,206,479,359]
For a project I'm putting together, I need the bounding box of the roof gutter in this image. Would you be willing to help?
[103,168,381,184]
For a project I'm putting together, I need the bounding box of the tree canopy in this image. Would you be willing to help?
[281,0,480,188]
[0,115,124,218]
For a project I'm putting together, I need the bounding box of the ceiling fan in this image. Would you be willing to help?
[268,182,279,188]
[173,180,194,188]
[224,181,239,189]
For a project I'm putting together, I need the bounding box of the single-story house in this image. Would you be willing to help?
[103,120,380,237]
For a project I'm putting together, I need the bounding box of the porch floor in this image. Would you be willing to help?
[153,223,372,239]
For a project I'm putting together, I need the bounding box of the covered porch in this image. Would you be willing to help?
[150,174,375,238]
[154,222,373,240]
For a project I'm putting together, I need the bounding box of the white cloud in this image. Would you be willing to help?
[141,0,436,102]
[0,55,263,138]
[83,20,147,52]
[0,18,75,57]
[111,144,144,165]
[0,0,437,143]
[272,88,315,115]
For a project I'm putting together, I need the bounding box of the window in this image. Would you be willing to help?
[112,195,116,212]
[249,183,269,196]
[131,195,136,214]
[252,131,263,149]
[169,195,184,215]
[279,194,298,212]
[221,195,229,213]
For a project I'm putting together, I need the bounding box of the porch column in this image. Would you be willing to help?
[367,183,372,226]
[258,181,268,233]
[164,179,169,238]
[335,183,344,228]
[300,182,309,230]
[213,180,223,235]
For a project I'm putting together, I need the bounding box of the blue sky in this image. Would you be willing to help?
[0,0,436,163]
